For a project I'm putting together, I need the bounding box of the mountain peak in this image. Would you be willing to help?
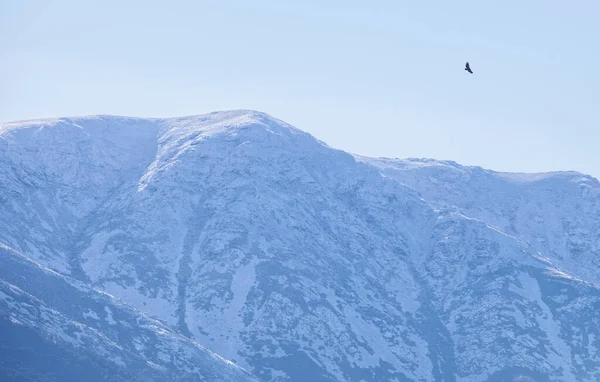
[0,110,321,158]
[1,110,600,381]
[0,109,297,136]
[156,109,309,141]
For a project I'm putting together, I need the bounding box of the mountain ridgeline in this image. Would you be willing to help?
[0,110,599,381]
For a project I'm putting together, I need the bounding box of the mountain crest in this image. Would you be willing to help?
[1,110,599,381]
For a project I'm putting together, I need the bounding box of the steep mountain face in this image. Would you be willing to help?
[0,111,599,382]
[0,244,258,382]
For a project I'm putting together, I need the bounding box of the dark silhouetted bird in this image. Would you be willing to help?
[465,62,473,74]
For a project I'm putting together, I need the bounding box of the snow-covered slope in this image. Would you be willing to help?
[1,110,599,381]
[0,243,258,382]
[356,157,600,285]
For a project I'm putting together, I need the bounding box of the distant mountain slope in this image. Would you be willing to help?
[0,244,258,382]
[1,110,599,381]
[356,157,600,285]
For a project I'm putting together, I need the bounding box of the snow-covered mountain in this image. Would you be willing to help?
[0,110,598,381]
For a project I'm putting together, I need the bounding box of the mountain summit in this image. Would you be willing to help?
[1,110,599,381]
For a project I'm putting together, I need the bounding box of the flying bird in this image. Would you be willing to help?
[465,62,473,74]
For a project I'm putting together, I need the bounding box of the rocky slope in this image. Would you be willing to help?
[0,243,258,382]
[357,156,600,285]
[0,110,598,381]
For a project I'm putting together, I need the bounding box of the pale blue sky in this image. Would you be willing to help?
[2,1,599,178]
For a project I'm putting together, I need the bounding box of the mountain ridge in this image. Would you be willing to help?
[1,110,599,381]
[4,110,595,183]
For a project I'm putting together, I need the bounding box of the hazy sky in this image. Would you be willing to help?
[2,1,599,178]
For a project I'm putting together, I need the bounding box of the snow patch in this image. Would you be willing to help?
[83,308,100,320]
[105,306,116,325]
